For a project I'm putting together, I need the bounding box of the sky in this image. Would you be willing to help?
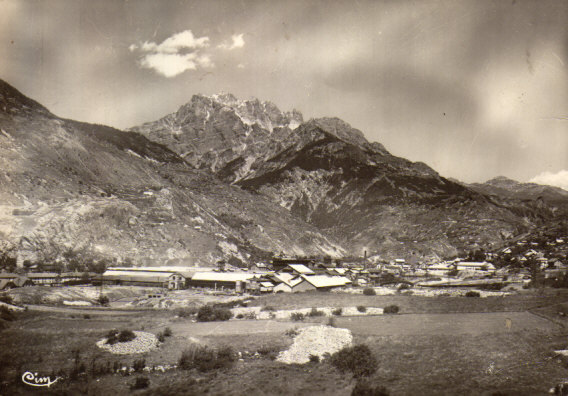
[1,0,567,188]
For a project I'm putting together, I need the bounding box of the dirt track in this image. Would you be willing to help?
[334,311,559,336]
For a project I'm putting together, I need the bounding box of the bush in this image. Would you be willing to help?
[308,307,325,317]
[363,288,376,296]
[332,307,343,316]
[178,344,236,372]
[130,376,150,390]
[163,327,172,337]
[0,306,15,321]
[176,307,198,318]
[83,314,91,319]
[260,306,276,312]
[197,305,233,322]
[285,328,299,337]
[290,312,305,321]
[357,305,367,313]
[106,329,136,344]
[257,344,282,360]
[157,333,165,342]
[351,380,390,396]
[383,305,399,314]
[236,313,244,319]
[330,344,378,378]
[118,329,136,342]
[0,293,14,305]
[309,354,320,363]
[97,295,110,306]
[397,283,410,291]
[465,291,481,298]
[132,358,145,372]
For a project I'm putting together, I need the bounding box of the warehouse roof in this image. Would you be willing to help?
[301,275,351,288]
[190,272,257,282]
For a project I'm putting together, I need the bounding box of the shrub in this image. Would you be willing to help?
[0,306,15,321]
[118,329,136,342]
[309,354,320,363]
[83,314,91,319]
[257,344,282,360]
[351,380,390,396]
[332,307,343,316]
[383,305,399,314]
[97,295,110,306]
[308,307,325,317]
[261,306,277,312]
[0,293,14,305]
[357,305,367,313]
[197,305,233,322]
[330,344,378,378]
[157,333,165,343]
[465,291,481,298]
[398,283,410,291]
[130,376,150,390]
[290,312,305,321]
[163,327,172,337]
[363,288,376,296]
[178,344,236,372]
[176,307,198,318]
[132,358,145,372]
[328,316,336,327]
[236,313,244,319]
[285,328,299,337]
[106,329,136,344]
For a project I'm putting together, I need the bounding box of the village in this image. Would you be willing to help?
[2,235,568,296]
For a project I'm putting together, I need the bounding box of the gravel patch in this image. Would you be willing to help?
[277,325,352,364]
[96,331,158,354]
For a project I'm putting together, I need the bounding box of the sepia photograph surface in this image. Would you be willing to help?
[1,0,568,394]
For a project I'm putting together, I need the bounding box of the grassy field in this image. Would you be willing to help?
[2,289,568,395]
[251,288,568,314]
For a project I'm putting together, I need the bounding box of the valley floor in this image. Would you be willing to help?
[2,288,568,395]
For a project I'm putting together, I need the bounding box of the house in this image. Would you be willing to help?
[454,262,496,273]
[103,269,181,288]
[301,275,352,291]
[271,273,315,293]
[270,257,315,272]
[188,272,258,291]
[27,272,61,286]
[427,263,454,276]
[279,264,315,276]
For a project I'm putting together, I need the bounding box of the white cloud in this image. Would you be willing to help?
[218,33,245,50]
[130,29,213,77]
[530,170,568,191]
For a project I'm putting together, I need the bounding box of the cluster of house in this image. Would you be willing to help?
[0,272,93,290]
[99,261,353,293]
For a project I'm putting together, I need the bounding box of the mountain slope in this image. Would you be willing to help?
[131,94,560,260]
[0,79,345,267]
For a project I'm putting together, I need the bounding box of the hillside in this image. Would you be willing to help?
[0,79,345,268]
[131,94,563,260]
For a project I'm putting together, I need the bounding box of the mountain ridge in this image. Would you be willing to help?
[0,79,345,268]
[131,91,566,260]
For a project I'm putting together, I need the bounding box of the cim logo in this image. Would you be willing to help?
[21,371,59,388]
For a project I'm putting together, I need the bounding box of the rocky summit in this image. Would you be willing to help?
[131,92,568,261]
[0,80,344,268]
